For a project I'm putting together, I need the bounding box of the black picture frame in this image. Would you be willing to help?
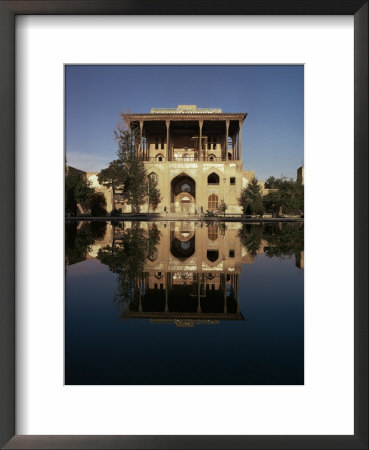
[0,1,367,449]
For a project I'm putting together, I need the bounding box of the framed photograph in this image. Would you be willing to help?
[64,65,305,387]
[0,1,367,449]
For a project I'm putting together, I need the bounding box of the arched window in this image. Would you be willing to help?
[207,250,219,262]
[207,173,219,184]
[156,154,164,162]
[208,154,216,161]
[208,194,218,211]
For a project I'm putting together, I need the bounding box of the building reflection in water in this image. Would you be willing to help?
[66,220,304,326]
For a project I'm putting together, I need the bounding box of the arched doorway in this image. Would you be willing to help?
[170,234,195,261]
[171,174,196,213]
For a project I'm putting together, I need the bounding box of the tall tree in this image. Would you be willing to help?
[99,113,162,214]
[264,176,277,189]
[148,174,162,212]
[239,177,264,216]
[65,169,93,215]
[98,159,124,197]
[113,120,150,213]
[218,200,227,217]
[263,176,304,217]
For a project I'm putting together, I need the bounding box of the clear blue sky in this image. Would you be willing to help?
[65,65,303,180]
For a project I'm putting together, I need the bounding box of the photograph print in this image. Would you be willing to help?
[65,65,304,385]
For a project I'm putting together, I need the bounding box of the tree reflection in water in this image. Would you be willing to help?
[262,223,304,259]
[70,221,304,321]
[65,221,107,266]
[97,223,161,315]
[238,224,264,257]
[65,220,304,384]
[239,222,304,259]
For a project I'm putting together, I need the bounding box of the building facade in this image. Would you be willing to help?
[116,105,253,214]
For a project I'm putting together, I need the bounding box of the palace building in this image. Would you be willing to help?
[116,105,254,215]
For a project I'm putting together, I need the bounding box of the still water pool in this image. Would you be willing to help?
[65,220,304,385]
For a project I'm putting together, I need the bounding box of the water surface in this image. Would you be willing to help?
[65,220,304,385]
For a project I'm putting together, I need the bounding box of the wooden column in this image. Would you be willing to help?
[233,133,237,160]
[223,274,227,313]
[225,120,229,161]
[139,120,143,158]
[238,120,242,160]
[236,274,240,313]
[166,120,170,161]
[165,272,169,313]
[197,273,201,313]
[144,129,148,161]
[199,120,203,161]
[138,281,142,312]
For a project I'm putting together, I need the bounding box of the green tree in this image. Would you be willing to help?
[114,121,150,213]
[148,174,162,212]
[100,114,162,214]
[239,177,264,216]
[98,159,124,197]
[90,192,107,216]
[263,176,304,217]
[218,200,227,217]
[264,176,277,189]
[65,170,93,215]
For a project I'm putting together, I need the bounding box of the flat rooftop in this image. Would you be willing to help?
[150,105,222,114]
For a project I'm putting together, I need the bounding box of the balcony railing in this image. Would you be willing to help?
[144,156,224,162]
